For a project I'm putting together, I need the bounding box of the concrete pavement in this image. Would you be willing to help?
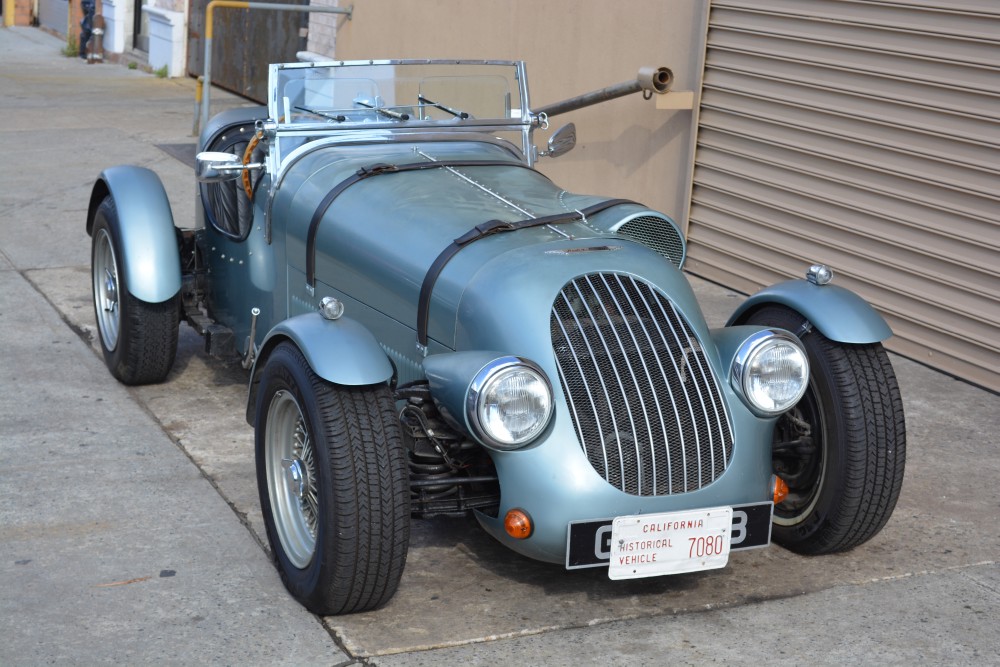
[1,25,998,666]
[0,27,346,665]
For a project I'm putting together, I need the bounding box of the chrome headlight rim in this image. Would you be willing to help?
[731,329,809,417]
[466,356,554,451]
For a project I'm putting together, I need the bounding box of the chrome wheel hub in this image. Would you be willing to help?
[103,269,118,312]
[282,457,310,500]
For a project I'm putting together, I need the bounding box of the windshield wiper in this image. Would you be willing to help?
[417,95,470,119]
[354,99,410,121]
[293,105,346,122]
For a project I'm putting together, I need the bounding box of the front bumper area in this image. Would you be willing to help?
[475,410,776,566]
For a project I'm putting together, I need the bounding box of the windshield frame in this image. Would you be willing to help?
[266,59,534,167]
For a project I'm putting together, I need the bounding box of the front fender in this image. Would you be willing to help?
[727,279,891,344]
[86,166,181,304]
[246,312,393,424]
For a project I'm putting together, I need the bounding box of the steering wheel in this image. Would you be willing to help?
[241,131,262,200]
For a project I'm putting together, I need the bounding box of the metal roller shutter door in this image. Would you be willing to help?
[686,0,999,392]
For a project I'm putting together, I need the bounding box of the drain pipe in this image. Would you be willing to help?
[197,1,353,135]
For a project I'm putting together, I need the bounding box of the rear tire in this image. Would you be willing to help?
[91,195,179,385]
[255,342,410,615]
[746,305,905,554]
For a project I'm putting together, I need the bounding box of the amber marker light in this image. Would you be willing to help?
[772,475,790,505]
[504,509,533,539]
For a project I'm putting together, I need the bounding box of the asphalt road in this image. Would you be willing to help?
[1,26,998,666]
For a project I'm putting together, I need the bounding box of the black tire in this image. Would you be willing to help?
[255,342,410,615]
[91,195,179,385]
[746,305,905,554]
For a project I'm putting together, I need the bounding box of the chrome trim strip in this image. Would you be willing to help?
[277,58,524,70]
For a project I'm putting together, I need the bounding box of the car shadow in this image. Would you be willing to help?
[408,513,705,603]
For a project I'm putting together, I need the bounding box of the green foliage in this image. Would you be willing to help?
[154,65,169,79]
[128,62,138,70]
[62,33,79,58]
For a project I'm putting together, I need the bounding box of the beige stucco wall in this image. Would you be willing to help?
[320,0,707,227]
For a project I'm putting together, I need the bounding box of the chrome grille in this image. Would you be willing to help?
[550,273,733,496]
[615,215,685,268]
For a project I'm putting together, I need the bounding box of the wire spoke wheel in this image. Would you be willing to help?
[771,385,825,526]
[265,389,319,569]
[255,342,410,615]
[92,227,121,352]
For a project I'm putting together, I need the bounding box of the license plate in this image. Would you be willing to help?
[608,507,733,580]
[566,502,772,570]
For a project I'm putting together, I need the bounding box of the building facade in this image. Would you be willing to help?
[10,0,995,390]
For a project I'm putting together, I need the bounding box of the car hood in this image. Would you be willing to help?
[269,138,688,356]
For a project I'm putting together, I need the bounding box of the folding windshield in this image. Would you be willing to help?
[269,60,528,128]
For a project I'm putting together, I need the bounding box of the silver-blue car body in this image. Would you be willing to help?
[87,60,906,615]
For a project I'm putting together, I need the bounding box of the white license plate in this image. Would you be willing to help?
[608,507,733,580]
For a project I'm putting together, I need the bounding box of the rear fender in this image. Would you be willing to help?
[246,312,394,424]
[727,279,891,344]
[86,166,181,304]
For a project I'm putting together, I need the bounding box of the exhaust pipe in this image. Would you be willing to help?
[532,66,673,120]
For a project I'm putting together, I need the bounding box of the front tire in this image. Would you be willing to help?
[255,342,410,615]
[746,306,905,554]
[91,195,179,385]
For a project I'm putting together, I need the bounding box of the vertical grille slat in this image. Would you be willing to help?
[607,274,664,495]
[574,276,633,489]
[551,273,734,496]
[554,291,614,481]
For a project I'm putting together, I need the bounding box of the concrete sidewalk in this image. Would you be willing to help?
[1,25,998,666]
[0,27,345,665]
[0,259,345,664]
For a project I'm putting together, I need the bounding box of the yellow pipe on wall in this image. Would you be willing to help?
[205,0,249,40]
[3,0,15,28]
[197,2,352,134]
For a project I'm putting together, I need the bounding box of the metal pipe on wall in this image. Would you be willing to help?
[532,66,673,119]
[198,1,352,135]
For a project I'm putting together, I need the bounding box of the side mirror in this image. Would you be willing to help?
[195,151,242,183]
[543,123,577,158]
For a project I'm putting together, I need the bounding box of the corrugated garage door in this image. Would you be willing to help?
[686,0,999,392]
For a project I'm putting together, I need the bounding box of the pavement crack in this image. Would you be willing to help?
[960,561,1000,596]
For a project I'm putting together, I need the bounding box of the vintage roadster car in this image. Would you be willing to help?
[87,60,905,615]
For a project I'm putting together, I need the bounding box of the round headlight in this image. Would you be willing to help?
[733,331,809,416]
[468,357,553,450]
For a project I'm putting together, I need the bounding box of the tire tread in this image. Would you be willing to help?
[748,306,906,555]
[258,343,409,615]
[92,195,179,385]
